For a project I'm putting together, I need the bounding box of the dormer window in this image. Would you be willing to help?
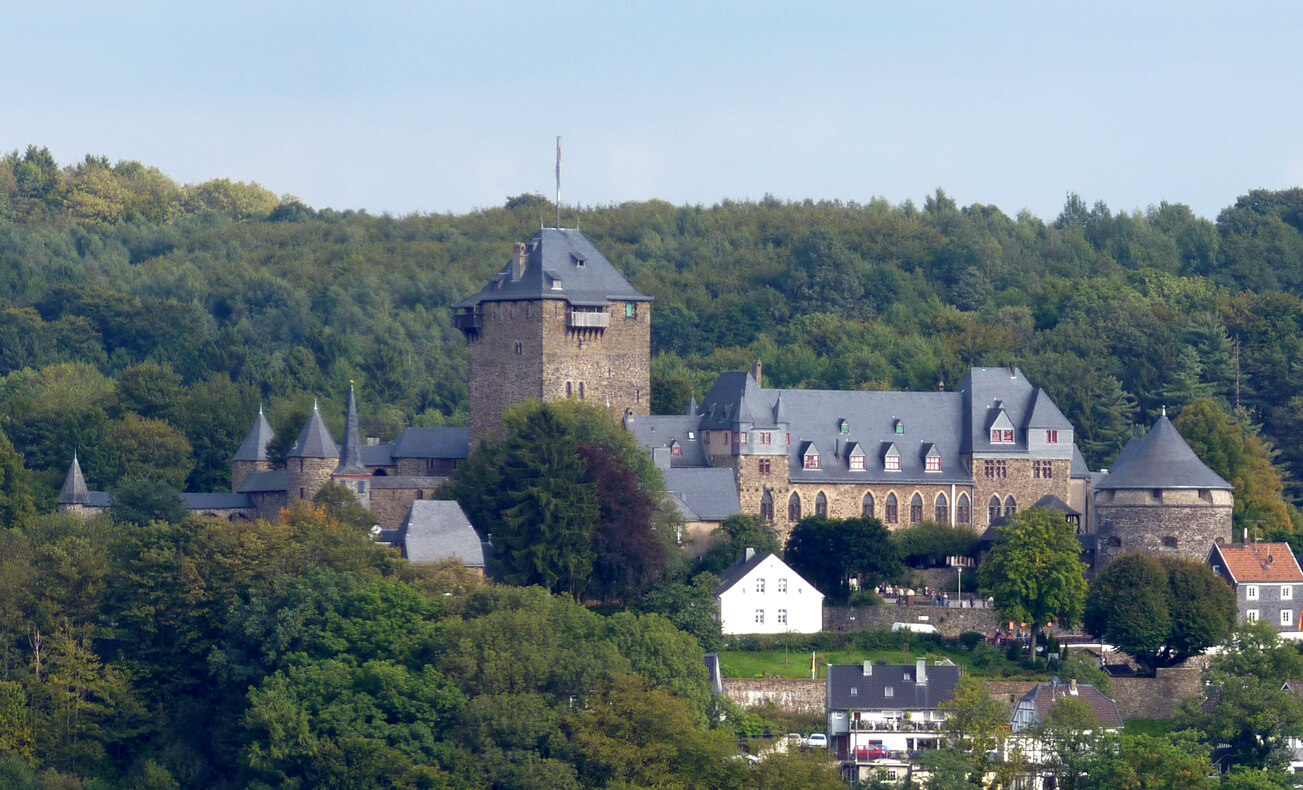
[850,455,865,471]
[885,455,900,471]
[926,456,941,472]
[839,419,850,434]
[670,441,682,457]
[991,429,1014,443]
[805,453,820,470]
[894,419,905,435]
[1045,430,1059,444]
[570,252,586,267]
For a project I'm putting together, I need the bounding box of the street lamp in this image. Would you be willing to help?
[956,565,962,608]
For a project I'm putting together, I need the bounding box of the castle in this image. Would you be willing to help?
[57,226,1233,571]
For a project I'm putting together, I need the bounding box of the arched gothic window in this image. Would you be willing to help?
[862,492,875,519]
[935,493,949,523]
[788,492,802,522]
[815,491,828,517]
[885,493,898,524]
[957,493,970,524]
[910,493,924,523]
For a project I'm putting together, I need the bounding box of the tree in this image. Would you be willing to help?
[108,477,186,526]
[312,482,375,530]
[978,508,1088,658]
[638,572,723,651]
[110,414,194,488]
[695,514,783,576]
[890,522,980,567]
[785,516,903,602]
[0,426,34,530]
[939,676,1010,778]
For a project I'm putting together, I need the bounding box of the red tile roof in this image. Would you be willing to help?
[1212,542,1303,584]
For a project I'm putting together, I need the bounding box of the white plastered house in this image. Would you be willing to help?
[716,548,823,635]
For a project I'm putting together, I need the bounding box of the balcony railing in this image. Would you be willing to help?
[851,719,945,733]
[568,310,610,329]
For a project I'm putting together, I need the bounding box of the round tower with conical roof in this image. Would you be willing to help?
[1093,411,1233,570]
[286,400,340,504]
[232,405,275,492]
[56,452,93,517]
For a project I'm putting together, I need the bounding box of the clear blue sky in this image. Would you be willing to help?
[8,1,1301,220]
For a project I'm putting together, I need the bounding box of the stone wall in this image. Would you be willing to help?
[1110,666,1202,720]
[287,458,337,503]
[231,459,271,493]
[971,458,1071,531]
[541,299,650,421]
[1094,488,1232,568]
[369,488,439,529]
[724,678,825,714]
[395,458,458,477]
[468,298,545,447]
[824,605,998,637]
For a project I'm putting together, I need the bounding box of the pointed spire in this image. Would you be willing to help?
[58,453,90,505]
[687,395,698,417]
[234,405,275,462]
[287,397,340,459]
[1161,405,1167,418]
[337,382,367,474]
[773,394,787,423]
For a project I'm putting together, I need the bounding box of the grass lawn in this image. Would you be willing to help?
[1122,719,1176,736]
[720,646,992,679]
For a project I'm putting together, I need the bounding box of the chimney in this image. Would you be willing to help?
[1009,361,1017,378]
[511,242,527,280]
[745,547,755,561]
[752,360,763,388]
[916,659,927,686]
[862,660,872,677]
[1068,678,1078,695]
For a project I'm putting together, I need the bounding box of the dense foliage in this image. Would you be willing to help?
[5,147,1303,536]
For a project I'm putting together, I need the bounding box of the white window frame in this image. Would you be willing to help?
[1282,609,1294,627]
[926,456,941,472]
[1247,609,1259,622]
[884,454,901,471]
[1284,585,1294,601]
[777,609,788,625]
[756,578,765,593]
[1247,585,1259,600]
[777,578,788,593]
[755,609,765,624]
[850,455,865,471]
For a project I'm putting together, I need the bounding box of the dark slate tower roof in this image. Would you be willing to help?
[336,385,367,475]
[455,228,651,309]
[1097,414,1232,490]
[233,405,275,462]
[287,400,340,460]
[58,453,90,505]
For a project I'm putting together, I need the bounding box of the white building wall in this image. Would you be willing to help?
[718,554,824,635]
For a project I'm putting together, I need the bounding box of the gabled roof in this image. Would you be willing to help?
[336,385,367,475]
[627,415,709,467]
[663,467,741,522]
[233,406,275,463]
[1096,415,1231,490]
[58,454,90,505]
[401,500,485,567]
[1209,542,1303,584]
[827,663,961,712]
[236,469,289,493]
[960,367,1071,455]
[716,550,771,594]
[391,427,471,460]
[1026,387,1073,430]
[287,401,340,460]
[182,492,254,510]
[361,443,395,467]
[1033,495,1080,517]
[1016,681,1123,730]
[454,228,651,309]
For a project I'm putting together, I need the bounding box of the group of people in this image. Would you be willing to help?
[875,584,991,609]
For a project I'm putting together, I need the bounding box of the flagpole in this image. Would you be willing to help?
[555,136,562,229]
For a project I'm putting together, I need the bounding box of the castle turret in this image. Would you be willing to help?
[286,400,340,503]
[454,228,652,446]
[232,405,274,492]
[1093,412,1233,569]
[57,453,91,515]
[332,384,370,509]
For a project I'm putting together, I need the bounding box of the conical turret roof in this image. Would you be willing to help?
[336,385,367,475]
[58,453,90,505]
[1097,415,1232,490]
[287,400,340,460]
[233,405,274,462]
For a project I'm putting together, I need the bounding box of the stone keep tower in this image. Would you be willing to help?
[232,405,274,492]
[286,400,340,503]
[1093,412,1233,570]
[455,228,652,446]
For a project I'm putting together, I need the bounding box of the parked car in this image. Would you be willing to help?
[805,733,828,749]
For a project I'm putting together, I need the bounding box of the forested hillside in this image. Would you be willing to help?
[4,146,1303,523]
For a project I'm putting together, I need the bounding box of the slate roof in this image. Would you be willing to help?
[361,443,395,467]
[1096,415,1232,490]
[87,492,111,508]
[1033,494,1080,516]
[236,470,289,493]
[628,415,709,467]
[1071,445,1091,478]
[716,550,773,595]
[1210,542,1303,584]
[234,407,275,462]
[287,402,340,460]
[392,428,471,460]
[663,467,741,521]
[1017,682,1123,729]
[455,228,651,309]
[182,493,253,510]
[58,454,90,505]
[775,388,969,484]
[336,386,367,475]
[959,367,1072,454]
[401,500,485,567]
[827,663,961,712]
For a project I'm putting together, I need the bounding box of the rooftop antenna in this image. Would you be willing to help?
[555,136,562,229]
